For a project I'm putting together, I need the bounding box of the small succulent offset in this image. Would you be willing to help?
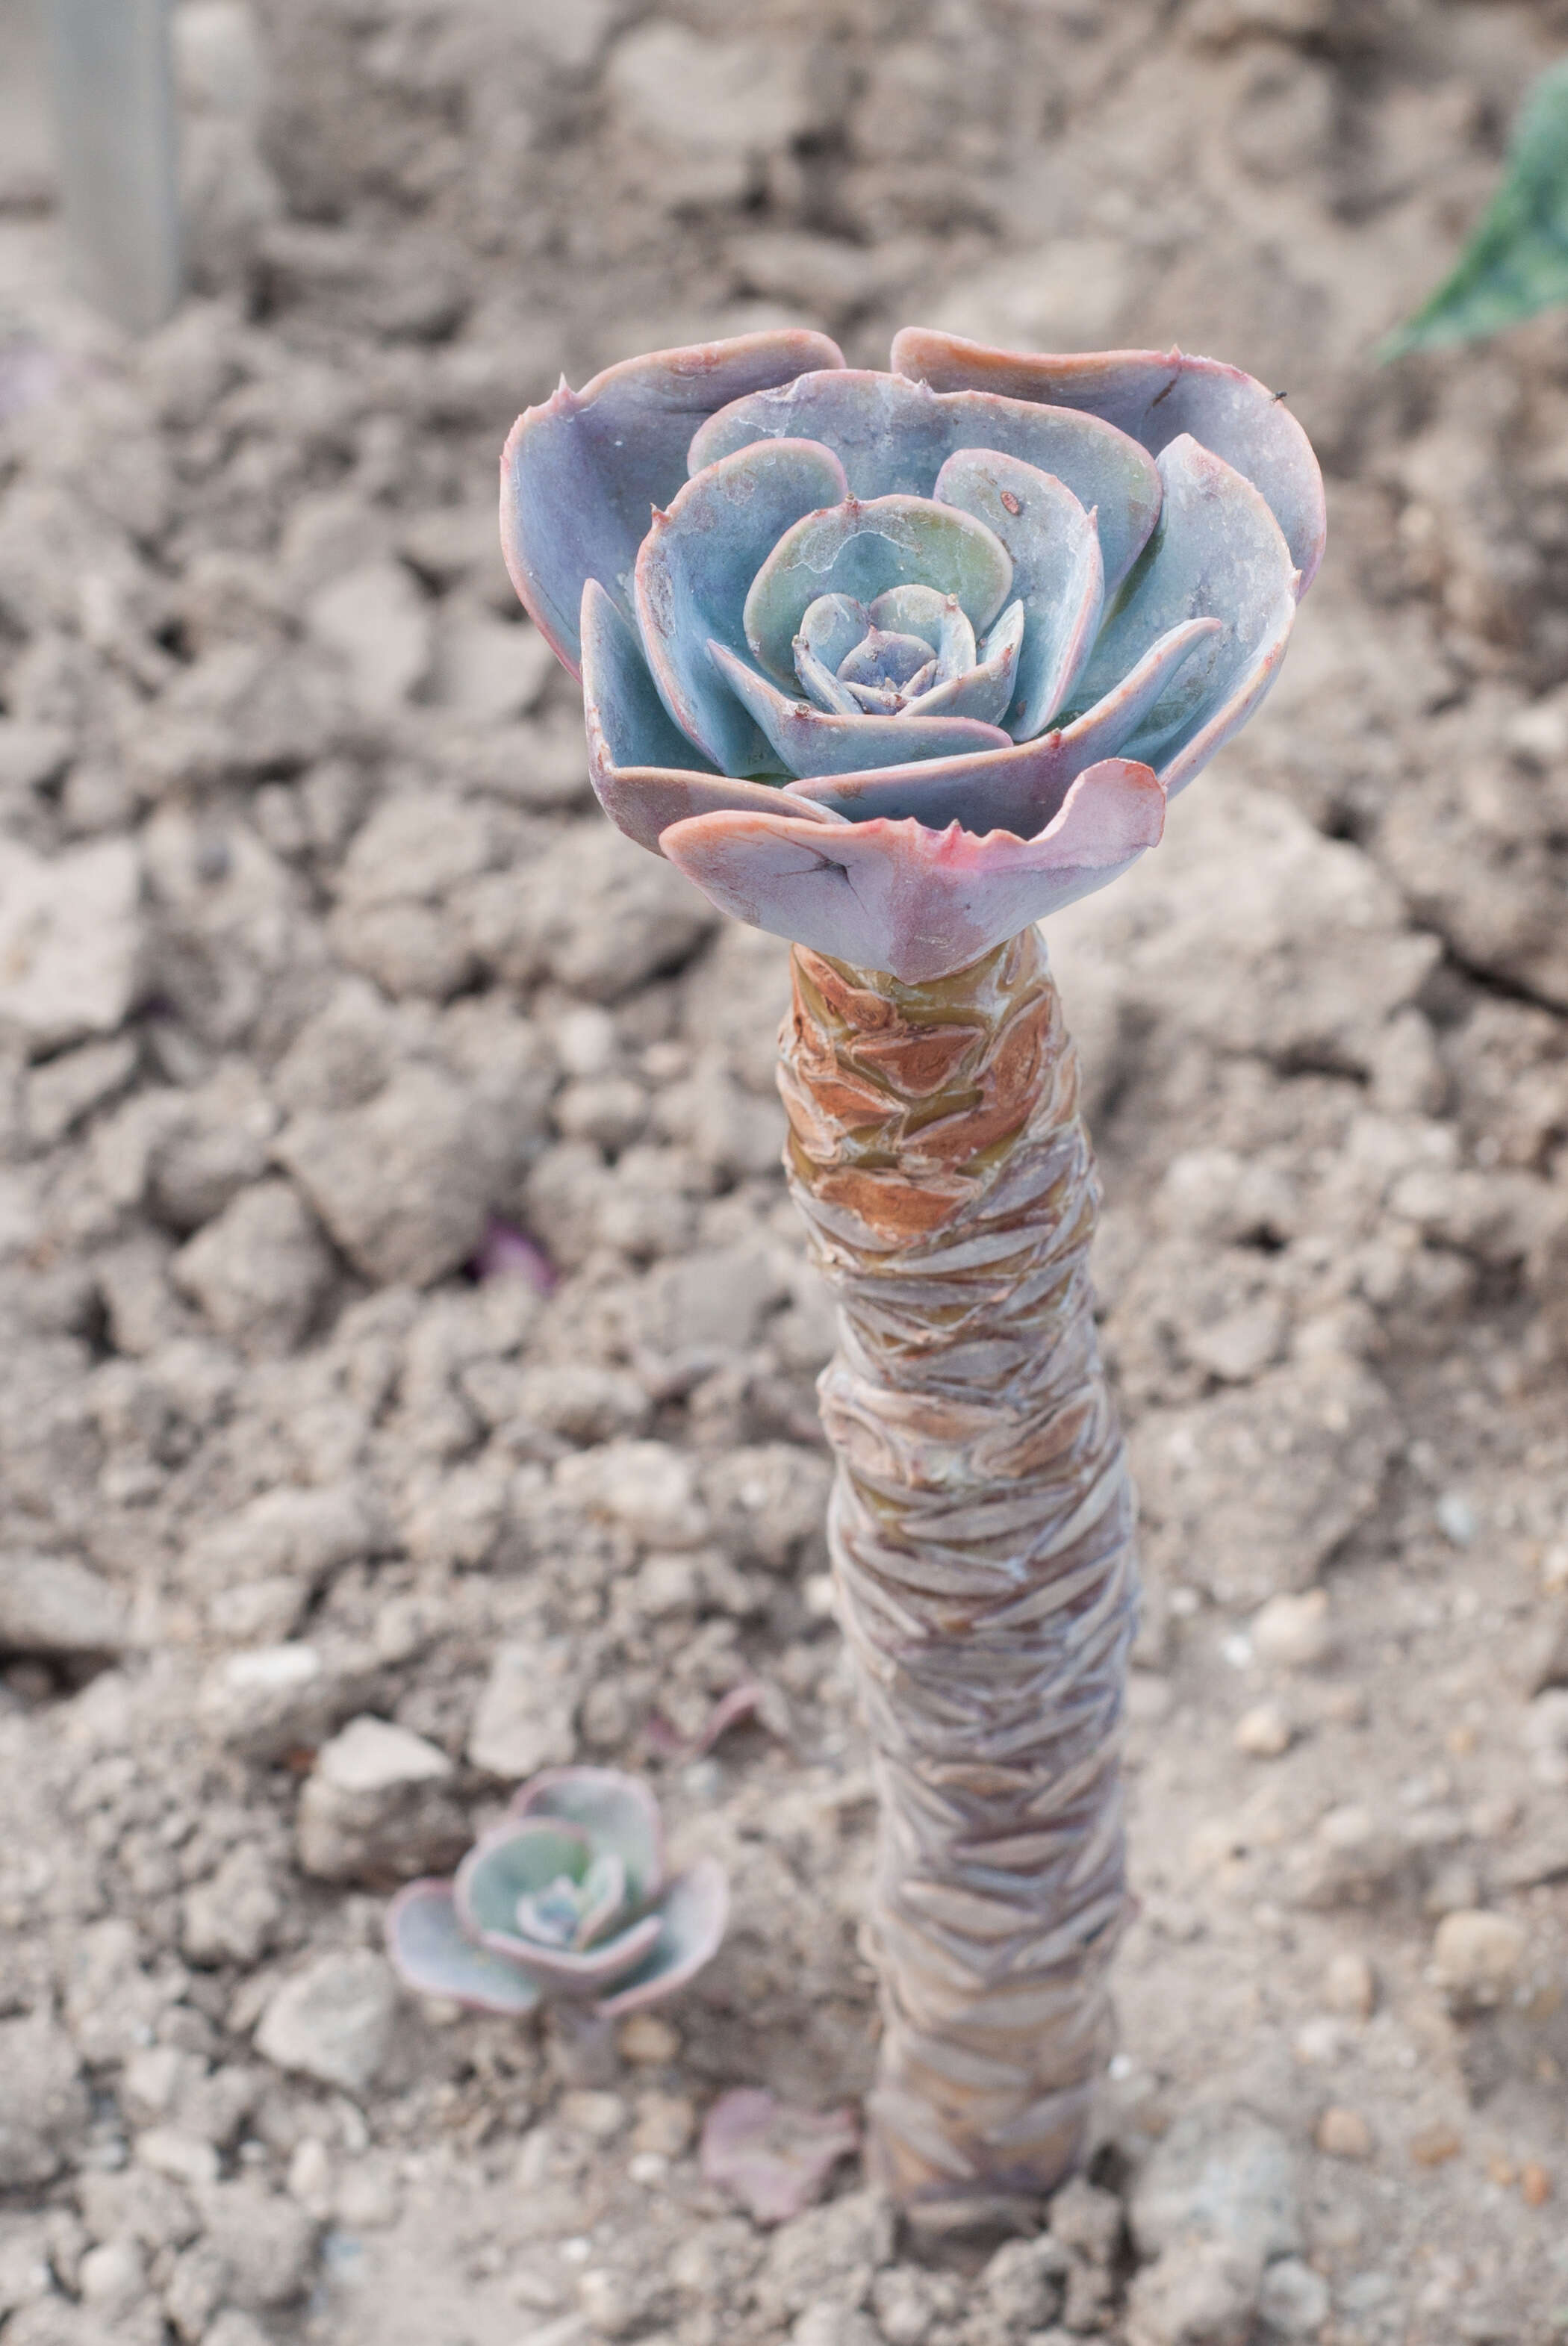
[385,1769,727,2018]
[502,325,1322,981]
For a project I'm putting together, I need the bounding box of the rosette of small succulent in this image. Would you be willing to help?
[386,1769,728,2018]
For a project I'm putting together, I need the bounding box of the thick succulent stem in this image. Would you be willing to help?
[777,927,1137,2226]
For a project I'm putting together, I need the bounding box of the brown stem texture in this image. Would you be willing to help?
[777,927,1138,2224]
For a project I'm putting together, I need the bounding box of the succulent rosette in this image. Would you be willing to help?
[502,326,1325,982]
[385,1768,728,2019]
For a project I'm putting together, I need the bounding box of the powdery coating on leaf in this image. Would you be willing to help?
[581,581,847,852]
[635,438,848,774]
[699,2087,860,2225]
[708,640,1012,780]
[931,449,1104,738]
[890,327,1325,594]
[688,367,1163,595]
[500,329,845,673]
[741,493,1013,687]
[591,1855,730,2016]
[660,759,1164,983]
[384,1881,542,2017]
[509,1765,666,1905]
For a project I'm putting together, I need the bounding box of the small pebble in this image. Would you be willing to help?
[1431,1910,1527,2003]
[1316,2106,1373,2161]
[557,2091,626,2142]
[1234,1702,1292,1758]
[1522,2162,1552,2208]
[1322,1950,1377,2020]
[1407,2123,1461,2168]
[1436,1492,1477,1547]
[617,2014,680,2067]
[632,2091,694,2157]
[1251,1589,1333,1670]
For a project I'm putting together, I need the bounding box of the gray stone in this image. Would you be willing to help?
[756,2192,895,2324]
[277,1063,508,1286]
[25,1037,139,1149]
[296,1714,466,1884]
[181,1843,283,1967]
[255,1950,397,2097]
[0,2013,88,2186]
[464,821,715,1003]
[196,2181,318,2309]
[196,1643,336,1764]
[1130,1357,1399,1605]
[468,1637,583,1780]
[983,2234,1070,2330]
[701,1446,833,1570]
[305,559,432,716]
[427,605,555,724]
[1125,2241,1260,2346]
[0,721,72,795]
[171,1177,335,1354]
[0,1552,127,1657]
[554,1440,709,1548]
[1257,2257,1331,2337]
[1130,2108,1302,2269]
[0,838,143,1056]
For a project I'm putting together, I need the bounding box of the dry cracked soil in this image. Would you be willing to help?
[2,1,1568,2342]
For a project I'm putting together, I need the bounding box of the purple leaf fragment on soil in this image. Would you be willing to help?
[700,2087,859,2225]
[472,1216,556,1293]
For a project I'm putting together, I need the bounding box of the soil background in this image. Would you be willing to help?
[3,1,1568,2342]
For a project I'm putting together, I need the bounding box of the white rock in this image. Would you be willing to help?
[468,1638,582,1779]
[428,608,555,724]
[1234,1703,1292,1759]
[1431,1909,1528,2004]
[0,837,143,1054]
[1125,2240,1260,2346]
[296,1716,464,1885]
[1251,1590,1334,1671]
[255,1950,397,2095]
[1130,2106,1302,2268]
[607,22,813,162]
[306,559,432,715]
[1522,1687,1568,1785]
[278,1063,508,1287]
[0,2013,87,2186]
[196,1643,328,1764]
[0,1552,127,1656]
[554,1440,709,1548]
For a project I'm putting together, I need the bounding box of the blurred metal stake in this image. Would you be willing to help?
[43,0,182,332]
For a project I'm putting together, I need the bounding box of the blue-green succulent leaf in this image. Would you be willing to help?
[1068,435,1296,795]
[594,1857,731,2017]
[501,329,844,674]
[903,599,1022,726]
[636,439,847,775]
[580,574,717,777]
[892,329,1324,596]
[709,641,1010,779]
[797,593,870,686]
[509,1765,668,1908]
[744,495,1012,690]
[455,1820,593,1951]
[933,452,1104,738]
[385,1880,542,2017]
[689,370,1162,593]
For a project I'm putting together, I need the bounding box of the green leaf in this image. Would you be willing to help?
[1381,57,1568,358]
